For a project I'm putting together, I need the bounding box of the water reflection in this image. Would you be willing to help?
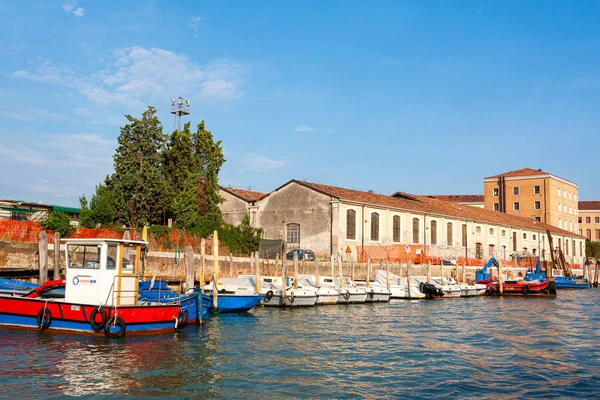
[1,291,600,398]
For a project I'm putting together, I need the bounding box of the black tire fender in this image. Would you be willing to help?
[264,290,274,300]
[104,315,126,338]
[37,308,52,331]
[175,309,188,330]
[522,285,531,294]
[90,307,107,332]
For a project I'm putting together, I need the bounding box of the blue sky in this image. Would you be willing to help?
[1,1,599,207]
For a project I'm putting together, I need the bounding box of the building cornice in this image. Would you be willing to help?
[483,174,578,188]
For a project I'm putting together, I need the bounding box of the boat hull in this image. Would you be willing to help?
[201,293,264,313]
[0,295,181,336]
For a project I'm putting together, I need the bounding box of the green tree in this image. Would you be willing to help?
[163,122,194,196]
[171,172,200,228]
[585,239,600,258]
[78,181,116,228]
[192,120,226,221]
[42,212,75,237]
[112,106,170,227]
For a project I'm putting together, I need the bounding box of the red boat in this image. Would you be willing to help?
[0,238,187,338]
[478,278,555,296]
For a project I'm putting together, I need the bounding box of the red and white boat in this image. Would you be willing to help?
[477,277,554,296]
[0,238,187,338]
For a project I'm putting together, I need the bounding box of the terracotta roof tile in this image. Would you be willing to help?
[296,180,581,238]
[484,168,548,180]
[427,194,484,203]
[221,186,266,202]
[579,201,600,211]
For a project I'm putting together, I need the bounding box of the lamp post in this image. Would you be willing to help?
[170,97,191,132]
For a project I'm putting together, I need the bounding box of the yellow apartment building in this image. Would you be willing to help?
[483,168,579,233]
[578,201,600,241]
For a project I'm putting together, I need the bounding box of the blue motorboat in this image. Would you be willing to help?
[525,261,589,290]
[136,280,210,324]
[198,277,264,314]
[0,278,39,295]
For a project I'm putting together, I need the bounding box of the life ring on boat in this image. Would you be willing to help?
[264,290,274,301]
[37,308,52,331]
[89,307,107,332]
[487,286,496,295]
[104,315,126,338]
[522,285,531,294]
[175,309,188,330]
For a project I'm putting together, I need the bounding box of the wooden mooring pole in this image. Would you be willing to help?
[498,259,504,296]
[212,231,219,311]
[184,246,195,291]
[293,251,299,288]
[407,258,412,299]
[385,258,390,294]
[281,249,287,306]
[200,239,206,288]
[338,254,345,288]
[366,256,371,289]
[426,261,431,284]
[229,253,234,278]
[315,259,320,287]
[38,231,48,285]
[255,251,261,293]
[53,232,61,279]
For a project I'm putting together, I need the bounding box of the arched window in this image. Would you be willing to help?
[393,216,401,243]
[476,226,482,234]
[412,218,420,244]
[462,224,467,247]
[430,220,437,245]
[512,232,517,251]
[489,228,494,235]
[447,222,453,246]
[370,213,379,241]
[346,209,356,240]
[286,223,300,245]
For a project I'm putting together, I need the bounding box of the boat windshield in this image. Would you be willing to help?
[68,244,101,269]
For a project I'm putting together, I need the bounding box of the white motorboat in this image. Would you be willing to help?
[203,277,259,296]
[354,280,391,302]
[297,275,338,305]
[373,270,426,299]
[318,276,367,304]
[443,276,487,297]
[241,275,317,307]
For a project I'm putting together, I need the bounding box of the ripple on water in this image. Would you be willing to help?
[1,291,600,398]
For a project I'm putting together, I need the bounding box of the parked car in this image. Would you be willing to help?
[286,249,316,261]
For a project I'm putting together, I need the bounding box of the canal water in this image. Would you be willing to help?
[1,290,599,399]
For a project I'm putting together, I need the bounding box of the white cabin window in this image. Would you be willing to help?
[68,244,101,269]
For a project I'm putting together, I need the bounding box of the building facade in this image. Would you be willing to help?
[428,195,484,208]
[578,201,600,241]
[219,186,265,227]
[221,180,586,266]
[483,168,579,234]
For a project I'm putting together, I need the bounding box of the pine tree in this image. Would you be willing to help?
[192,120,226,221]
[78,181,116,228]
[112,106,169,227]
[163,122,194,196]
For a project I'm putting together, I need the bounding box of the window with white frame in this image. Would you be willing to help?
[447,222,453,246]
[523,233,527,240]
[534,185,540,195]
[476,226,482,234]
[501,229,506,237]
[392,215,401,243]
[412,218,420,244]
[430,220,437,245]
[286,223,300,245]
[493,188,499,197]
[557,188,561,196]
[489,228,494,235]
[513,186,520,196]
[493,203,499,211]
[534,201,541,210]
[346,209,356,240]
[513,202,520,211]
[532,234,537,240]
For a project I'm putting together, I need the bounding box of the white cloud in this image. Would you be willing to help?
[188,16,202,37]
[11,47,246,111]
[62,1,84,18]
[0,108,66,121]
[295,125,314,132]
[242,153,286,172]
